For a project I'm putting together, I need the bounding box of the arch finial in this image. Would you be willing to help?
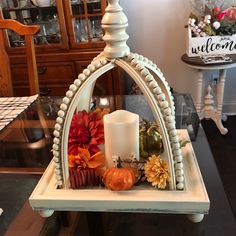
[102,0,130,58]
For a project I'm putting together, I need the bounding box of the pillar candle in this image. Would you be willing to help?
[104,110,139,167]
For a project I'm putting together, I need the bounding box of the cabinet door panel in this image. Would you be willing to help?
[11,62,76,96]
[64,0,105,49]
[0,0,68,51]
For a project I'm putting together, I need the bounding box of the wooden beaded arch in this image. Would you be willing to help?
[52,0,184,191]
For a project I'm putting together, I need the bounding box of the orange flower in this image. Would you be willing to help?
[68,147,105,169]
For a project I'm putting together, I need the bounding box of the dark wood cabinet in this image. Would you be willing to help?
[0,0,124,96]
[11,61,76,96]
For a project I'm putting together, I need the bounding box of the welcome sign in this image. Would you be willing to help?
[187,29,236,57]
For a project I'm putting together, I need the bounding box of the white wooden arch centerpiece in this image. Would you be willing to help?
[30,0,209,223]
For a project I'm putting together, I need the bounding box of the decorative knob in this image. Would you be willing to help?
[102,0,130,58]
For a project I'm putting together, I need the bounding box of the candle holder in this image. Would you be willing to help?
[30,0,209,223]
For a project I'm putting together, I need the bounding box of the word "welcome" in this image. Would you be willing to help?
[191,37,236,55]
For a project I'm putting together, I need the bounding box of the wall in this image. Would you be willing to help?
[120,0,236,114]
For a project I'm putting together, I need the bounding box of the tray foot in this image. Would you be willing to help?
[39,209,54,218]
[187,213,204,223]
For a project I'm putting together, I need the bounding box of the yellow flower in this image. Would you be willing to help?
[144,155,169,189]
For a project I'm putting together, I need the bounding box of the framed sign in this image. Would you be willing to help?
[187,29,236,57]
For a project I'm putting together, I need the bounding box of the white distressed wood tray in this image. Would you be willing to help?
[29,129,209,222]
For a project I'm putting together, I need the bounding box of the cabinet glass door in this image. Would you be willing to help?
[68,0,105,48]
[0,0,68,49]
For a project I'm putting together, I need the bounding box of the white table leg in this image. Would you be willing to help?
[202,69,228,135]
[196,69,203,118]
[213,69,228,134]
[209,111,228,134]
[202,85,215,119]
[217,69,227,119]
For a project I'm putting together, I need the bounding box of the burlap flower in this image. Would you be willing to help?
[144,155,169,189]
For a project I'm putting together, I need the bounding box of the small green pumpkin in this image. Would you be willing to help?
[139,120,164,158]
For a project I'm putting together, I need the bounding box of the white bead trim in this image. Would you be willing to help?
[52,56,109,187]
[125,52,185,190]
[52,52,185,190]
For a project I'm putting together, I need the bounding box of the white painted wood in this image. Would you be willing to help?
[201,84,228,134]
[29,130,209,220]
[30,0,210,222]
[202,85,215,119]
[61,61,116,188]
[187,28,236,57]
[50,0,186,190]
[115,58,177,190]
[38,209,54,218]
[55,54,183,190]
[129,52,175,116]
[102,0,130,58]
[187,214,204,223]
[196,69,204,117]
[217,69,227,116]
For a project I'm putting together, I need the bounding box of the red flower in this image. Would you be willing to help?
[68,108,109,155]
[214,7,220,12]
[217,11,226,20]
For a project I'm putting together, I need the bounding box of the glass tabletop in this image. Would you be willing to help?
[0,96,61,172]
[0,94,199,171]
[0,94,236,235]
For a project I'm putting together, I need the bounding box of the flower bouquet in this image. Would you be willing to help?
[68,108,175,191]
[186,0,236,56]
[68,108,108,188]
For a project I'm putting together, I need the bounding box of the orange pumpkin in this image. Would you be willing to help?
[103,167,136,191]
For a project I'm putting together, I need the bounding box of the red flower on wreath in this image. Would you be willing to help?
[68,108,109,155]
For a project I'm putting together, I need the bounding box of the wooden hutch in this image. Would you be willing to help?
[0,0,123,96]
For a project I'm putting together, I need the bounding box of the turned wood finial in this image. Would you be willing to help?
[102,0,130,58]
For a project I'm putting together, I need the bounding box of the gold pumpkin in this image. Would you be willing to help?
[103,167,136,191]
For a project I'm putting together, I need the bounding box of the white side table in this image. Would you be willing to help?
[181,54,236,135]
